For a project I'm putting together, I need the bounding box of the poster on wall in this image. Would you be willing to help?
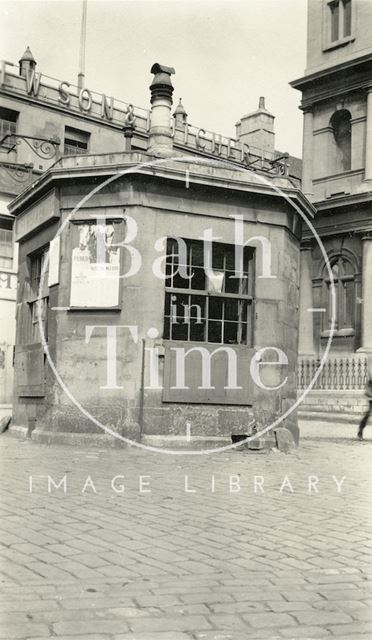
[70,222,120,307]
[48,236,60,287]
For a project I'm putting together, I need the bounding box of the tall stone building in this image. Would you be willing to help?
[292,0,372,419]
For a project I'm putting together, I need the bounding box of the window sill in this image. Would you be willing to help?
[323,35,355,52]
[321,328,355,338]
[66,306,122,312]
[163,338,252,349]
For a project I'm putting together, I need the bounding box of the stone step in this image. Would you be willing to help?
[298,410,360,425]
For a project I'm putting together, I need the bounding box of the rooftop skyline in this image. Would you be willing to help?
[0,0,308,156]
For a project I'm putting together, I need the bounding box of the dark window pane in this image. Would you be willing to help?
[224,298,239,321]
[224,246,235,270]
[209,297,223,319]
[164,292,171,315]
[190,319,206,341]
[191,267,206,290]
[188,295,206,321]
[330,2,339,41]
[163,316,170,339]
[171,319,188,341]
[208,320,222,343]
[225,272,240,294]
[240,299,248,321]
[170,293,189,318]
[191,242,204,266]
[166,238,177,256]
[212,244,224,270]
[173,268,191,289]
[223,321,238,344]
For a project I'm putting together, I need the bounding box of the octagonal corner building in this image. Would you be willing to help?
[8,63,314,449]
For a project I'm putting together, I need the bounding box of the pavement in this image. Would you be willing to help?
[0,425,371,640]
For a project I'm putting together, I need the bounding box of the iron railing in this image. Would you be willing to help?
[297,356,368,391]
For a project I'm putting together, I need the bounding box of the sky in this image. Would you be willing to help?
[0,0,308,156]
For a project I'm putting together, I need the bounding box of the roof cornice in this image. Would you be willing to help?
[8,153,315,218]
[291,52,372,92]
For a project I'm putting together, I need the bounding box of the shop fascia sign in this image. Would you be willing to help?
[1,62,250,164]
[0,61,138,126]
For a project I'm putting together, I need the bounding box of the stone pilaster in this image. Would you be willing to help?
[301,108,313,199]
[298,243,315,356]
[364,87,372,182]
[358,233,372,352]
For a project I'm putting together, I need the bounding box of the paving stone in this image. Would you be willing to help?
[53,619,130,635]
[27,637,112,640]
[113,634,194,640]
[242,612,297,628]
[0,622,49,638]
[280,625,331,637]
[129,615,212,633]
[0,434,371,640]
[294,610,354,625]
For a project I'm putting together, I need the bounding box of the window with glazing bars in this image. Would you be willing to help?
[0,107,18,149]
[28,247,49,343]
[163,238,254,345]
[0,228,13,269]
[64,126,89,155]
[329,0,352,43]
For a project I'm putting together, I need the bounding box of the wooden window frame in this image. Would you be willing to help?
[163,238,255,346]
[64,126,90,156]
[323,0,355,51]
[322,255,356,336]
[26,246,49,345]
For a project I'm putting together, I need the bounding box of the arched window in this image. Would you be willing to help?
[330,110,351,172]
[324,255,355,333]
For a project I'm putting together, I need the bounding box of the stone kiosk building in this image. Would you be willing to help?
[1,46,302,429]
[9,64,313,448]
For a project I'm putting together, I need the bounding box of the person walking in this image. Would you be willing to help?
[358,353,372,440]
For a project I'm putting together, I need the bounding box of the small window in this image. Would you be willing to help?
[27,247,49,343]
[30,249,48,297]
[328,0,352,44]
[163,238,254,345]
[330,109,351,173]
[0,107,18,149]
[64,126,89,155]
[0,226,14,269]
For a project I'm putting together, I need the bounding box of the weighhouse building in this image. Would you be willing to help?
[6,60,313,448]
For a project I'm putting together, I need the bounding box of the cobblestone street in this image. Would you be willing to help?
[0,430,371,640]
